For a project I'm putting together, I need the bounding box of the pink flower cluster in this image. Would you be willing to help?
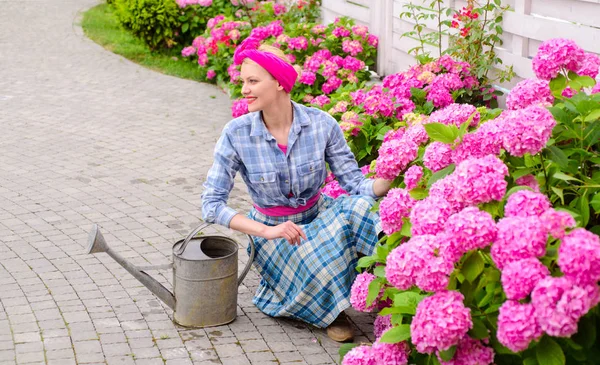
[453,155,508,206]
[429,103,480,127]
[379,188,415,235]
[403,165,423,189]
[176,0,211,8]
[438,337,494,365]
[385,234,455,292]
[500,106,556,157]
[350,272,380,312]
[231,98,248,117]
[343,341,409,365]
[532,38,585,80]
[504,190,551,218]
[506,79,553,110]
[411,291,472,353]
[339,111,363,137]
[423,142,453,172]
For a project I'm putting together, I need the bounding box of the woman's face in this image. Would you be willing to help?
[240,61,282,113]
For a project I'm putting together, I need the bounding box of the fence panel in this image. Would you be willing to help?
[320,0,600,88]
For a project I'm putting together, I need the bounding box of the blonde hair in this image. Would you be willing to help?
[243,44,302,80]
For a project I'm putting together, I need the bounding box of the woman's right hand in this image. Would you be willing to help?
[263,221,307,246]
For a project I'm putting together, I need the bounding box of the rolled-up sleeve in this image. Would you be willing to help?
[201,128,242,228]
[324,117,377,198]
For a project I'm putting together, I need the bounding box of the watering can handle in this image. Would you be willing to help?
[175,221,255,287]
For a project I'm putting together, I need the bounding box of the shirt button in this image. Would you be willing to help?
[261,177,264,181]
[310,167,313,171]
[285,180,289,183]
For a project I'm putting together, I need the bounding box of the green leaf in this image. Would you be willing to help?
[462,252,485,283]
[400,219,412,237]
[579,193,590,227]
[394,291,425,308]
[511,168,533,180]
[373,265,386,278]
[469,318,490,339]
[181,22,189,33]
[366,278,384,307]
[424,123,459,144]
[572,313,597,348]
[379,324,411,343]
[438,346,456,361]
[427,164,455,187]
[409,188,428,200]
[549,74,567,97]
[591,193,600,214]
[339,343,359,363]
[356,255,377,269]
[536,336,565,365]
[546,146,569,169]
[583,109,600,122]
[523,357,538,365]
[551,187,565,205]
[553,172,582,183]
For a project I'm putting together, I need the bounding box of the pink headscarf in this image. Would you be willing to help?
[233,36,297,93]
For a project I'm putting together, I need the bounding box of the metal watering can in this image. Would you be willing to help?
[86,222,255,328]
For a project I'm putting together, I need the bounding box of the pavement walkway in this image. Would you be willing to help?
[0,0,375,364]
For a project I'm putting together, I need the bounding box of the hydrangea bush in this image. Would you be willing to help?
[341,39,600,365]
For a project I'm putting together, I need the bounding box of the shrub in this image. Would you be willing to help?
[114,0,181,49]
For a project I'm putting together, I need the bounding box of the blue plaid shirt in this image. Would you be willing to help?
[201,101,377,227]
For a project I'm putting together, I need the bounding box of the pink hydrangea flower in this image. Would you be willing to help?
[504,190,551,218]
[322,180,348,199]
[379,188,415,235]
[531,276,600,337]
[311,24,326,34]
[206,69,216,79]
[540,208,575,239]
[303,57,321,73]
[350,272,380,312]
[231,98,248,117]
[404,166,423,190]
[299,71,316,85]
[438,337,494,365]
[444,207,497,257]
[411,291,472,354]
[431,73,464,91]
[515,174,540,192]
[429,103,480,127]
[410,196,455,236]
[352,25,369,38]
[322,76,343,94]
[404,124,429,145]
[491,216,548,270]
[558,228,600,285]
[532,38,585,80]
[429,175,464,212]
[367,34,379,47]
[501,106,556,157]
[501,258,550,300]
[342,345,375,365]
[273,3,287,15]
[321,60,340,78]
[342,40,364,57]
[181,46,196,57]
[412,234,456,292]
[343,56,365,72]
[426,85,453,108]
[288,36,308,51]
[375,139,418,180]
[371,341,410,365]
[576,52,600,79]
[310,95,330,108]
[562,87,576,98]
[506,79,554,110]
[423,142,453,172]
[340,111,363,137]
[333,27,351,38]
[198,53,209,67]
[453,155,509,206]
[497,301,543,352]
[592,83,600,94]
[385,236,425,290]
[374,315,392,339]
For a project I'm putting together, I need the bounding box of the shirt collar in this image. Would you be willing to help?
[249,101,311,139]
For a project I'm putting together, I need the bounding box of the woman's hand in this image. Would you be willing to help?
[263,221,307,246]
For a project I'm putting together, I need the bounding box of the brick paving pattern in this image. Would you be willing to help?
[0,0,376,363]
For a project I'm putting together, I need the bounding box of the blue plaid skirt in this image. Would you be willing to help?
[247,194,382,328]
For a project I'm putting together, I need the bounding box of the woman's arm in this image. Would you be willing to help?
[372,178,393,197]
[230,214,307,246]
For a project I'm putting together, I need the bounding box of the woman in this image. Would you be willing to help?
[201,35,392,342]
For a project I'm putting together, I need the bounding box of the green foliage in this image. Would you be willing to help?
[177,0,237,47]
[114,0,181,49]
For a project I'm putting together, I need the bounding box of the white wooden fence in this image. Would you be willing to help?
[321,0,600,87]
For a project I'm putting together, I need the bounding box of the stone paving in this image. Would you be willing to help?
[0,0,376,363]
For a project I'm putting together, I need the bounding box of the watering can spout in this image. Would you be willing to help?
[87,224,176,310]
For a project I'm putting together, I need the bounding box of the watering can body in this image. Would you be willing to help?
[87,222,255,328]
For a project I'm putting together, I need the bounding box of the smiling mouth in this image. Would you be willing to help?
[246,97,257,104]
